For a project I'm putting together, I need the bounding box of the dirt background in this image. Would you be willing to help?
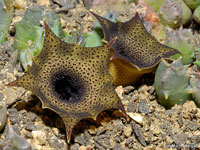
[0,0,200,150]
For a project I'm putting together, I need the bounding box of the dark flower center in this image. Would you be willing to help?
[50,71,85,103]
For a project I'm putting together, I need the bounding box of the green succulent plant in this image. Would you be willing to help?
[158,0,182,28]
[165,27,195,65]
[0,0,13,43]
[154,58,192,109]
[13,6,65,71]
[183,0,200,10]
[190,72,200,107]
[193,5,200,25]
[143,0,166,12]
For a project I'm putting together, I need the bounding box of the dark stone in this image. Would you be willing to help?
[184,122,200,131]
[113,143,123,150]
[26,113,37,122]
[195,135,200,144]
[79,12,87,18]
[119,134,125,142]
[96,127,107,136]
[113,136,120,143]
[103,137,110,146]
[164,109,176,117]
[123,86,135,95]
[148,86,155,95]
[12,125,21,135]
[173,132,186,145]
[9,50,18,66]
[99,131,110,139]
[131,121,147,146]
[127,100,137,113]
[93,137,107,149]
[138,99,150,114]
[8,108,19,124]
[116,121,123,132]
[24,122,35,131]
[83,130,91,144]
[0,92,4,100]
[71,144,80,150]
[178,114,183,127]
[146,132,153,145]
[24,130,32,138]
[126,137,134,145]
[48,134,66,149]
[123,95,133,101]
[160,121,172,136]
[149,95,156,101]
[74,134,85,145]
[94,142,105,150]
[0,74,7,80]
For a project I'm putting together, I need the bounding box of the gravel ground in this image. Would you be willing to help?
[0,0,200,150]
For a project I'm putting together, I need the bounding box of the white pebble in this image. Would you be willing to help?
[32,130,46,145]
[127,112,143,125]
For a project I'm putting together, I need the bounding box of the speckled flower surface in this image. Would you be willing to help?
[7,22,125,142]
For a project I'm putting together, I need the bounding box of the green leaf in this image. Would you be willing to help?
[13,6,44,51]
[14,6,65,71]
[83,31,103,47]
[0,0,13,43]
[169,39,195,65]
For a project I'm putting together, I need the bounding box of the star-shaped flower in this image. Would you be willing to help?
[91,12,180,86]
[7,21,125,142]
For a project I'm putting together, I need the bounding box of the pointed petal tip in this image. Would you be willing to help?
[92,115,97,121]
[108,37,117,47]
[43,20,47,29]
[89,10,97,17]
[89,10,94,14]
[4,80,18,87]
[164,92,169,100]
[43,20,51,35]
[134,11,141,20]
[66,129,72,143]
[118,103,128,118]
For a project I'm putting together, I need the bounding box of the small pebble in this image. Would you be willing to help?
[128,113,143,125]
[127,100,137,112]
[21,129,32,138]
[0,92,4,100]
[13,0,26,9]
[0,101,7,131]
[123,86,135,95]
[138,99,150,114]
[181,101,196,119]
[184,122,199,131]
[74,134,86,145]
[78,145,87,150]
[172,132,186,145]
[113,143,123,150]
[126,137,134,145]
[32,130,47,145]
[131,121,147,146]
[1,125,32,149]
[24,122,35,131]
[71,144,80,150]
[195,109,200,119]
[165,136,173,144]
[88,125,97,135]
[124,125,133,138]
